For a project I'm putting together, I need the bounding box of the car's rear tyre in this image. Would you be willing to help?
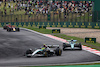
[16,28,20,32]
[55,48,62,56]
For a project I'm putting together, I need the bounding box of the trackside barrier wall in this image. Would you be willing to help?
[0,22,100,29]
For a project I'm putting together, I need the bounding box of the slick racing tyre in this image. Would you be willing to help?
[63,43,66,51]
[16,28,20,31]
[79,43,82,50]
[55,48,62,56]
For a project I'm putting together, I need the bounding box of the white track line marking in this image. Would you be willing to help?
[22,28,100,56]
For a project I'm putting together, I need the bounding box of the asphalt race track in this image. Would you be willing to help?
[0,28,100,66]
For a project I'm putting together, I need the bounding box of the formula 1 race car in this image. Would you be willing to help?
[3,24,20,32]
[63,40,82,50]
[7,25,20,32]
[25,45,62,57]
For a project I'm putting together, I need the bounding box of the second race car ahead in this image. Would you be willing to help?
[24,44,62,57]
[3,24,11,29]
[63,39,82,50]
[6,25,20,32]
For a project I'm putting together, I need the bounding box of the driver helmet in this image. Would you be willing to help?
[71,39,73,41]
[43,44,47,47]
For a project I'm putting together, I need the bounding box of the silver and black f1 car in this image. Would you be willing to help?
[25,45,62,57]
[63,40,82,50]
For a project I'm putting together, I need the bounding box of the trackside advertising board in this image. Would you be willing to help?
[52,29,60,33]
[1,22,100,29]
[85,37,96,43]
[39,26,46,29]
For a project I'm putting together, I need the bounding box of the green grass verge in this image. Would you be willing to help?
[23,26,100,51]
[23,64,100,67]
[24,26,52,34]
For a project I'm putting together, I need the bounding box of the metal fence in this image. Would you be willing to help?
[0,11,96,22]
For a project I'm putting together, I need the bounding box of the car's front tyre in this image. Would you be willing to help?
[79,43,82,50]
[44,51,49,57]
